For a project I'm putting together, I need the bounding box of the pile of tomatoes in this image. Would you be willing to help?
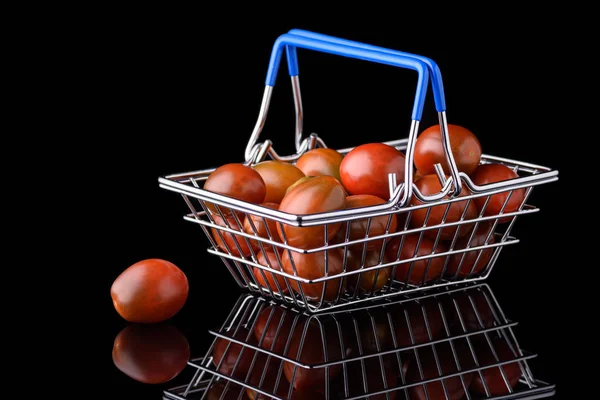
[204,124,526,301]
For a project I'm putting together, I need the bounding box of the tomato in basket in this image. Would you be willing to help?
[345,249,390,293]
[409,174,478,240]
[204,163,266,216]
[344,194,398,252]
[253,248,290,294]
[339,143,406,200]
[253,161,305,204]
[242,202,282,247]
[277,176,346,249]
[414,123,482,176]
[295,147,344,181]
[445,221,496,278]
[211,214,255,257]
[470,163,526,223]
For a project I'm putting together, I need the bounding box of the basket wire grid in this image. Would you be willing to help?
[158,31,559,313]
[163,283,555,400]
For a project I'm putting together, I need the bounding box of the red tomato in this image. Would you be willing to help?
[112,324,190,384]
[470,163,526,223]
[253,306,297,354]
[111,259,188,323]
[204,163,266,216]
[346,358,398,400]
[414,124,482,176]
[443,289,497,335]
[344,194,398,252]
[212,327,262,378]
[253,249,289,295]
[470,337,522,395]
[409,174,478,240]
[242,202,282,249]
[281,248,346,302]
[277,176,346,249]
[339,143,406,200]
[346,249,390,293]
[211,214,254,257]
[446,222,496,278]
[283,320,343,390]
[384,234,448,285]
[393,298,444,347]
[295,148,344,181]
[253,161,305,204]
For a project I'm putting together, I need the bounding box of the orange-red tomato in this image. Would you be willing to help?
[409,174,478,240]
[111,259,188,323]
[295,148,344,181]
[112,324,190,384]
[253,306,297,354]
[384,234,448,285]
[414,124,482,176]
[446,222,496,278]
[277,176,346,249]
[346,249,390,293]
[340,143,406,200]
[470,163,526,223]
[253,249,289,295]
[470,337,522,395]
[204,163,266,216]
[212,327,262,378]
[281,248,346,302]
[253,161,305,204]
[242,202,281,248]
[344,194,398,252]
[211,214,254,257]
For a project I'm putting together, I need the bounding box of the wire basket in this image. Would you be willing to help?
[158,30,559,314]
[163,283,555,400]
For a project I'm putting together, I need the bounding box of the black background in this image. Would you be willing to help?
[81,16,579,400]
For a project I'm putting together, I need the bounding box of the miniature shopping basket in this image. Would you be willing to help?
[158,29,559,314]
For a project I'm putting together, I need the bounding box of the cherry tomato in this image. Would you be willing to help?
[393,298,444,347]
[277,176,346,249]
[344,194,398,252]
[340,143,406,200]
[470,337,522,395]
[384,234,448,285]
[443,289,496,335]
[253,249,289,295]
[206,381,248,400]
[111,259,188,323]
[211,214,254,257]
[446,222,496,278]
[346,249,390,293]
[283,320,343,390]
[407,341,474,400]
[414,123,482,176]
[253,161,306,204]
[470,163,526,223]
[112,323,190,384]
[242,202,281,249]
[346,358,398,400]
[295,148,344,181]
[253,306,297,354]
[409,174,478,240]
[204,163,266,216]
[212,327,262,378]
[281,248,346,302]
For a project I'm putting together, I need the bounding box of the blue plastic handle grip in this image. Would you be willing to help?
[265,34,429,121]
[286,29,446,112]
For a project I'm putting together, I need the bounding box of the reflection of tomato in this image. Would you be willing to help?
[242,202,281,247]
[384,234,448,285]
[295,148,344,181]
[446,222,496,278]
[246,356,290,400]
[206,380,248,400]
[344,194,398,252]
[414,124,482,176]
[253,306,297,354]
[340,143,406,200]
[346,358,398,400]
[470,337,522,395]
[351,309,395,354]
[204,163,266,216]
[277,176,346,249]
[346,250,390,293]
[253,249,289,295]
[112,324,190,384]
[283,320,343,390]
[111,259,188,323]
[281,249,346,302]
[470,163,526,223]
[409,174,478,240]
[212,327,261,378]
[443,289,496,334]
[253,161,305,204]
[211,214,254,257]
[394,298,444,347]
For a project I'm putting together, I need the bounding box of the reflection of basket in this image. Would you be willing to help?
[159,30,559,313]
[163,283,555,400]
